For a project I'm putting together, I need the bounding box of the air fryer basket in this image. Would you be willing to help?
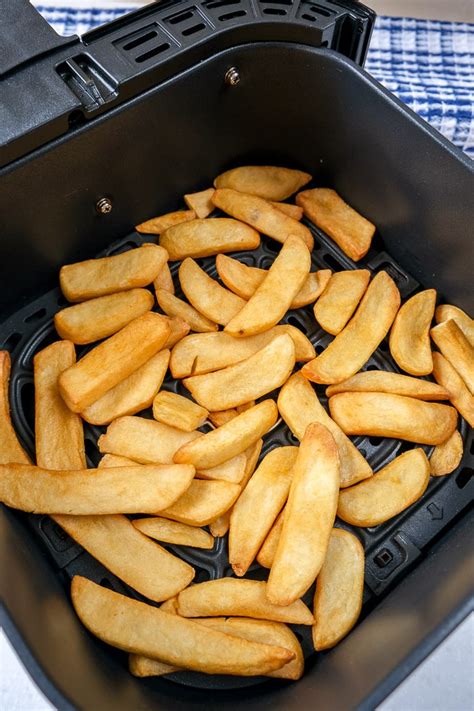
[1,1,473,710]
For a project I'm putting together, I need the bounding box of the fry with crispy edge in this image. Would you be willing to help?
[337,449,430,526]
[135,210,196,234]
[272,202,303,221]
[313,270,371,335]
[60,244,168,302]
[257,509,285,569]
[435,304,474,347]
[153,391,208,432]
[431,319,474,393]
[389,289,437,375]
[159,479,241,526]
[179,258,246,325]
[163,316,190,348]
[329,392,457,445]
[174,401,277,469]
[183,334,295,411]
[229,447,298,577]
[184,188,215,218]
[213,189,313,251]
[0,463,195,514]
[432,352,474,427]
[59,313,170,412]
[153,262,175,295]
[301,271,401,384]
[156,288,218,333]
[224,235,310,337]
[214,166,312,201]
[132,517,214,549]
[72,576,293,676]
[81,350,170,425]
[312,529,364,650]
[326,370,449,401]
[267,424,340,606]
[278,373,372,487]
[0,352,31,464]
[177,579,314,625]
[160,218,260,261]
[429,430,463,476]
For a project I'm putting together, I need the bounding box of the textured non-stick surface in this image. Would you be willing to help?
[0,215,472,690]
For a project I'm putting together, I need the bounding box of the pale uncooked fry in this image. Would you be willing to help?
[54,514,194,601]
[271,202,304,221]
[98,415,201,464]
[71,576,293,676]
[212,189,314,251]
[184,188,215,218]
[179,258,246,326]
[196,453,247,484]
[429,430,464,477]
[132,517,214,549]
[329,391,457,445]
[0,352,31,465]
[326,370,450,401]
[0,463,195,515]
[81,350,170,425]
[313,270,371,335]
[60,244,168,302]
[59,313,170,412]
[170,325,314,378]
[135,209,196,234]
[183,335,295,410]
[174,401,276,469]
[178,578,314,625]
[337,449,430,526]
[156,288,218,333]
[389,290,437,375]
[256,509,285,569]
[34,341,85,470]
[431,319,474,393]
[159,479,241,526]
[160,218,260,260]
[301,271,400,384]
[98,453,138,468]
[312,529,364,651]
[278,373,372,487]
[54,289,154,345]
[153,262,175,295]
[153,391,208,432]
[296,188,375,262]
[432,352,474,427]
[435,304,474,346]
[229,447,297,577]
[163,316,190,348]
[267,424,340,606]
[214,166,312,201]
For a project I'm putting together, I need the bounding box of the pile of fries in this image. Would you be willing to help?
[1,165,473,681]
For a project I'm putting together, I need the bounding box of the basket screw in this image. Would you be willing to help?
[96,197,113,215]
[224,67,240,86]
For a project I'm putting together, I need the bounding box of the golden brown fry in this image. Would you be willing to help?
[81,350,170,425]
[184,188,215,218]
[153,391,208,432]
[302,271,401,384]
[196,453,247,484]
[160,597,179,614]
[159,479,241,526]
[312,529,364,651]
[256,509,285,569]
[329,391,457,445]
[59,313,170,412]
[72,576,293,676]
[34,341,85,470]
[292,270,332,308]
[0,462,195,514]
[224,236,311,337]
[129,656,179,677]
[278,373,372,487]
[214,166,311,201]
[229,447,298,577]
[432,352,474,427]
[208,409,238,427]
[132,517,214,549]
[54,514,194,600]
[313,270,370,335]
[326,370,450,401]
[153,262,175,295]
[431,319,474,393]
[267,424,339,606]
[212,189,314,250]
[98,415,201,464]
[337,449,430,526]
[60,244,168,302]
[183,335,295,411]
[163,316,190,348]
[178,579,314,625]
[135,210,196,234]
[435,304,474,346]
[389,290,437,375]
[179,258,246,325]
[0,352,31,465]
[209,514,230,538]
[156,288,218,333]
[54,289,154,345]
[174,401,277,469]
[271,202,304,221]
[160,218,260,260]
[429,430,463,477]
[296,188,375,261]
[98,453,138,468]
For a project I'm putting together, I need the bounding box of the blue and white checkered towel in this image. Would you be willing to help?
[34,4,474,157]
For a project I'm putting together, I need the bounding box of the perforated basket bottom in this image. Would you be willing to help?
[1,215,472,691]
